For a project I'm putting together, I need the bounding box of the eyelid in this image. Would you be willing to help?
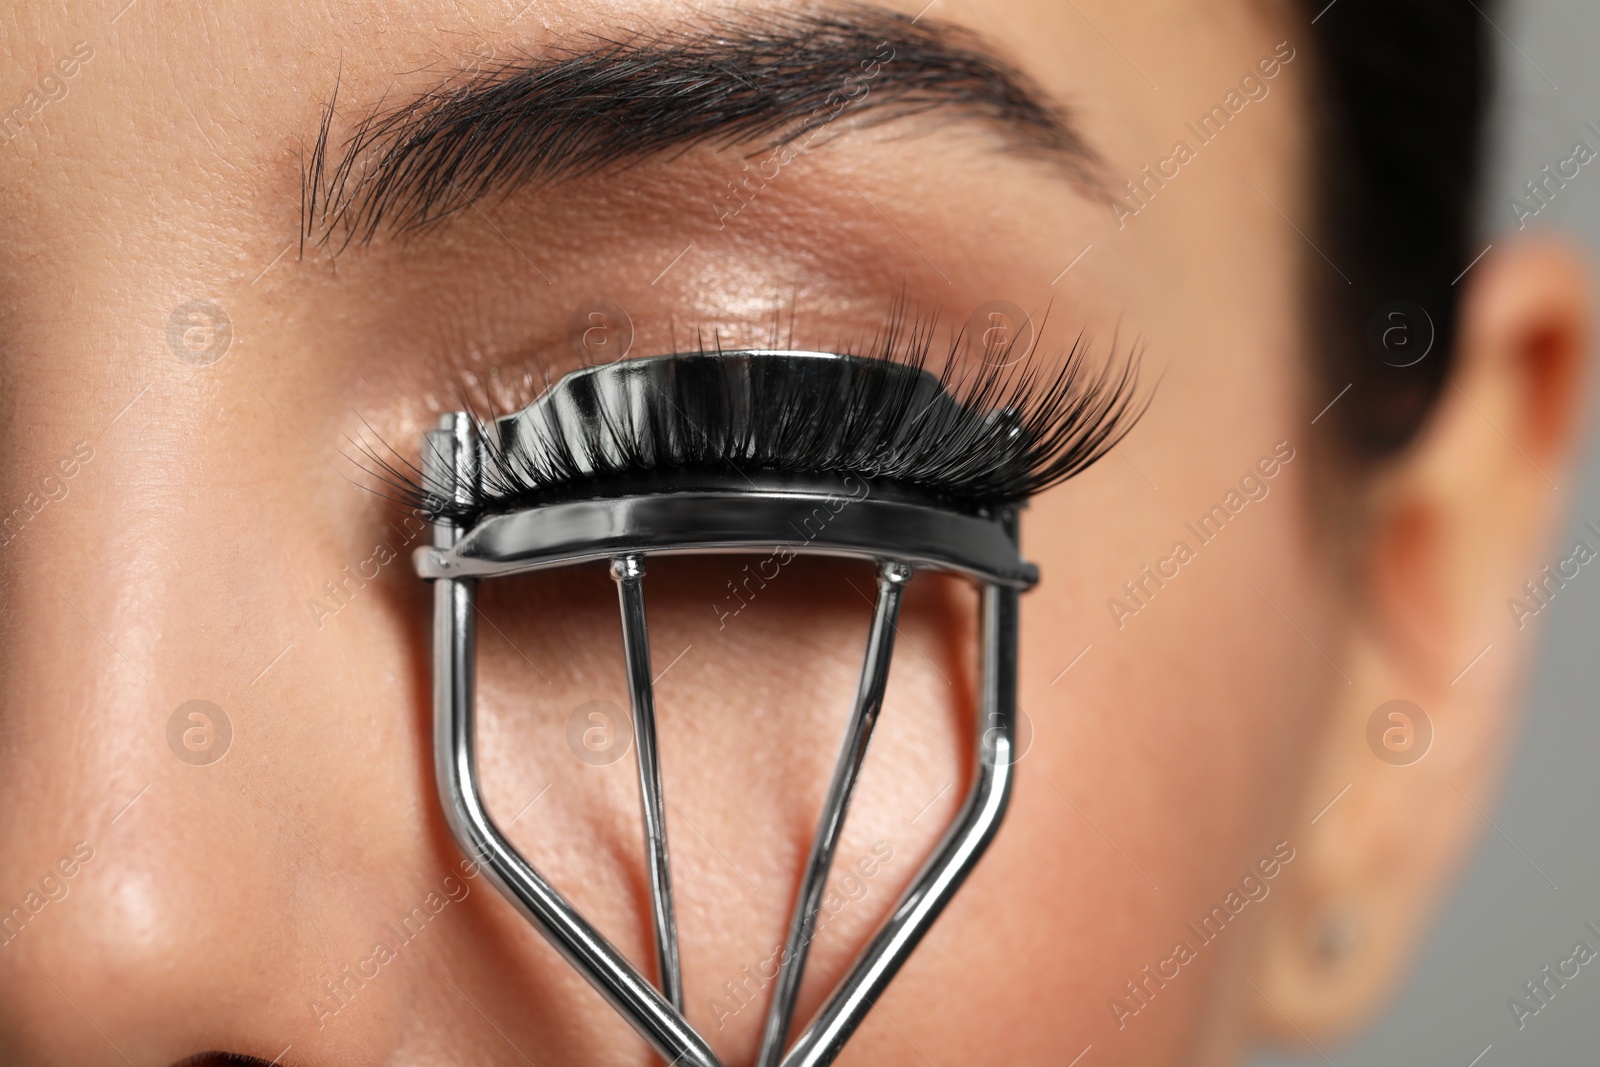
[360,305,1144,524]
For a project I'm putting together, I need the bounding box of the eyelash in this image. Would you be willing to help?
[360,304,1146,525]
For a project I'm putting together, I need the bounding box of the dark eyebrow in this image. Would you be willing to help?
[301,3,1101,250]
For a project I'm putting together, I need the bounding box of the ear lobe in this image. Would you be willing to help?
[1248,237,1594,1043]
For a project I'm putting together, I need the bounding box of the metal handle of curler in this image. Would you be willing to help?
[775,568,1019,1067]
[426,413,723,1067]
[756,559,913,1067]
[612,553,684,1011]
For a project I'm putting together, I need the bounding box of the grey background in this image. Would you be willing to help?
[1253,0,1600,1064]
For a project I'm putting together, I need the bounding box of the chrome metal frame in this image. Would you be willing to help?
[417,409,1031,1067]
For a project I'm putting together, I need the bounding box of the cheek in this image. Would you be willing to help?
[920,440,1331,1055]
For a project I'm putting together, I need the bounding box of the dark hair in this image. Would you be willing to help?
[1302,0,1493,460]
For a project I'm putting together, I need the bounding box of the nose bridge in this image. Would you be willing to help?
[1,403,259,750]
[0,416,403,1065]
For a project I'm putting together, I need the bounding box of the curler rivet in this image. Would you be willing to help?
[611,554,647,582]
[880,559,913,585]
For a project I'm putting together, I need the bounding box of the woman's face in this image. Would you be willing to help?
[0,1,1588,1065]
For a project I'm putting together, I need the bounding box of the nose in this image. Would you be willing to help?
[0,413,417,1066]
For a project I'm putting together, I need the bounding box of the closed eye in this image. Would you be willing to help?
[358,305,1144,525]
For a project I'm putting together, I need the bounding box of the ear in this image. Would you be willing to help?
[1251,238,1595,1039]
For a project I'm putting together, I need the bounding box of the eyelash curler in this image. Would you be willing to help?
[409,343,1137,1066]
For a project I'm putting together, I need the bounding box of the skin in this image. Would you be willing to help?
[0,1,1591,1065]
